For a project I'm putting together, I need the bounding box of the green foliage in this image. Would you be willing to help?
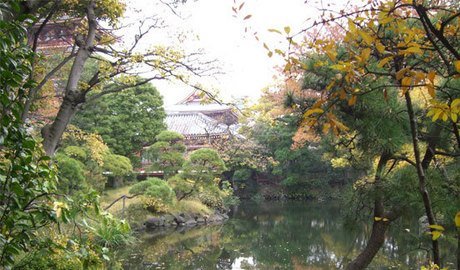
[232,168,252,181]
[129,178,175,212]
[251,113,349,198]
[94,214,133,248]
[0,4,60,265]
[57,126,134,191]
[183,148,227,180]
[102,154,133,177]
[63,146,87,161]
[167,175,194,200]
[177,148,226,200]
[154,130,185,143]
[73,82,166,164]
[55,153,87,193]
[146,130,186,178]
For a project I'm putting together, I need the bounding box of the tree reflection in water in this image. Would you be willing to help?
[121,202,456,269]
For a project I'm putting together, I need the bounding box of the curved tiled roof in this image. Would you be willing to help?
[165,112,230,137]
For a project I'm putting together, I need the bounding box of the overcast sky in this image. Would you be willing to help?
[124,0,351,105]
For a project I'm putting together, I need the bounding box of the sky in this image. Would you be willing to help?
[124,0,350,105]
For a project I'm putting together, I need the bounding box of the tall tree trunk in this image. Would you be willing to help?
[404,91,441,266]
[42,92,83,155]
[346,219,389,270]
[41,1,97,155]
[346,152,391,270]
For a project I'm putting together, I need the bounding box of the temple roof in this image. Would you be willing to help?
[166,112,230,137]
[165,103,232,114]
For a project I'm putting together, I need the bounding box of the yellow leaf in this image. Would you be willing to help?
[331,64,347,71]
[396,68,409,80]
[377,57,392,68]
[274,49,285,57]
[374,217,382,221]
[284,62,292,72]
[451,99,460,112]
[427,70,436,83]
[432,109,443,121]
[348,19,356,33]
[330,118,349,131]
[304,108,324,117]
[322,123,331,134]
[326,51,337,62]
[431,230,442,241]
[379,15,393,25]
[441,112,448,121]
[267,51,273,58]
[361,48,371,62]
[401,46,423,55]
[455,211,460,227]
[376,42,385,54]
[348,95,357,106]
[326,81,335,91]
[451,112,458,122]
[455,60,460,72]
[427,84,435,98]
[382,218,389,222]
[428,224,445,231]
[284,26,291,35]
[359,31,373,45]
[268,28,282,34]
[401,77,412,87]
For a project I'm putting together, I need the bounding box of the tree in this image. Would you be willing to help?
[0,3,61,265]
[169,148,226,201]
[145,130,186,178]
[72,81,166,163]
[238,0,459,267]
[12,0,215,155]
[129,177,175,212]
[56,125,133,191]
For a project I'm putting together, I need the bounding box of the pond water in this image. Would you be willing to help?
[121,201,456,269]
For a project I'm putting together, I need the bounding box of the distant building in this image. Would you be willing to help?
[137,90,239,176]
[164,90,238,151]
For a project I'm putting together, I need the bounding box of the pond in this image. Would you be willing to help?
[121,201,456,269]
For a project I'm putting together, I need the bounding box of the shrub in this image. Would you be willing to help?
[129,178,175,212]
[55,153,87,193]
[63,146,87,161]
[102,154,133,177]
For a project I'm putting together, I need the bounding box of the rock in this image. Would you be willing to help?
[144,217,163,229]
[174,215,186,225]
[196,217,205,224]
[185,219,197,226]
[163,214,176,226]
[179,212,193,221]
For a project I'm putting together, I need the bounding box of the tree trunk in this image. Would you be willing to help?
[41,1,97,155]
[346,152,391,269]
[42,92,83,155]
[404,91,440,266]
[346,220,389,270]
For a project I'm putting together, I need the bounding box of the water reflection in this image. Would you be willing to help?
[121,201,455,269]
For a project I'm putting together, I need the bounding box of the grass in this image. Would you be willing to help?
[173,199,212,215]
